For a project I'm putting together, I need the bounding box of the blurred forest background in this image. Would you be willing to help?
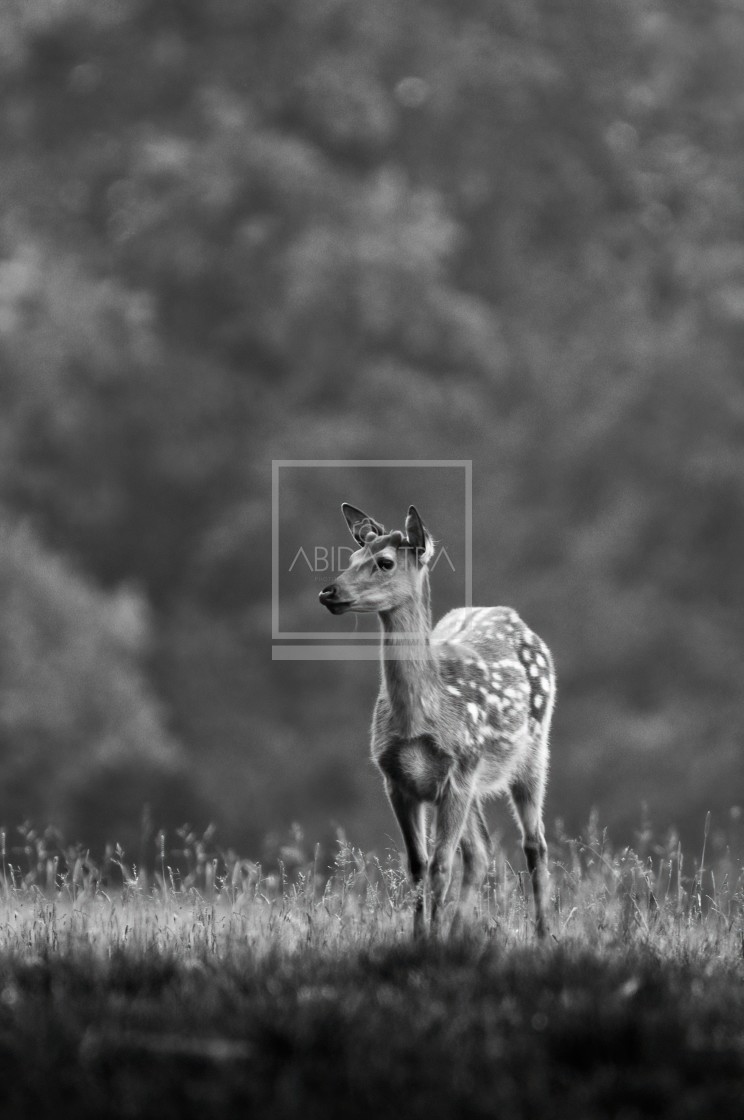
[0,0,743,861]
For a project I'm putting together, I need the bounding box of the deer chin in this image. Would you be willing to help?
[327,599,386,615]
[322,600,354,615]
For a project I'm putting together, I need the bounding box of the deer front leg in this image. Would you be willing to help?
[450,801,491,939]
[430,776,478,937]
[386,783,429,939]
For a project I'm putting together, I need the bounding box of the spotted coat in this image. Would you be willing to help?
[435,606,555,742]
[372,606,555,805]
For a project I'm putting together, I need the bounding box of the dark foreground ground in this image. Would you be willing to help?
[0,941,741,1120]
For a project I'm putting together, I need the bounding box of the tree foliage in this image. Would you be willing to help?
[0,0,742,849]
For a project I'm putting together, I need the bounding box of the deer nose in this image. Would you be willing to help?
[319,584,338,604]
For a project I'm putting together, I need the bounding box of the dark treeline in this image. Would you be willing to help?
[0,0,742,857]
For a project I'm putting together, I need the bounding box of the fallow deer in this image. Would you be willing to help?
[320,504,556,938]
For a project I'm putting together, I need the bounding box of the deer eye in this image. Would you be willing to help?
[376,556,395,572]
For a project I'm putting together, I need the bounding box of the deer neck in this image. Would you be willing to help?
[379,580,439,736]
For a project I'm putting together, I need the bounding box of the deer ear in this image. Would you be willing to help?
[405,506,433,560]
[341,503,385,546]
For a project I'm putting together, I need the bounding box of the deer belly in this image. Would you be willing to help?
[376,737,452,802]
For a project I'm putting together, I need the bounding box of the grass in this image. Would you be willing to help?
[0,817,740,1119]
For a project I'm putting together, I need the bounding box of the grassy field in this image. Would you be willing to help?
[0,820,741,1119]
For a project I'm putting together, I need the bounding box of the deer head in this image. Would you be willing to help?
[319,503,433,615]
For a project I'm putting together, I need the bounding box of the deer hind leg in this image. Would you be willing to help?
[386,784,429,939]
[450,800,491,938]
[509,768,549,939]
